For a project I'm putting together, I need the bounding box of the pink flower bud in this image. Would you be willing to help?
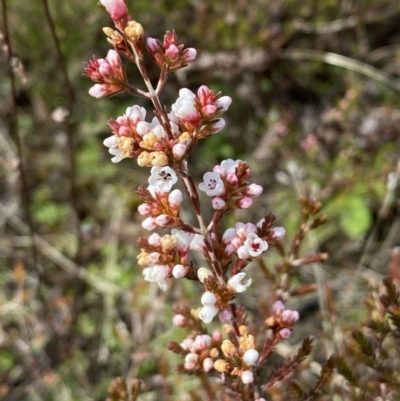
[216,96,232,112]
[148,252,161,264]
[224,244,235,256]
[142,217,157,230]
[218,308,232,322]
[240,370,254,384]
[88,83,109,98]
[169,189,183,207]
[279,328,291,339]
[244,183,263,196]
[231,236,242,249]
[148,233,161,246]
[222,228,236,243]
[211,118,225,133]
[226,173,239,186]
[281,310,299,324]
[237,245,250,260]
[194,334,211,349]
[98,62,113,78]
[212,197,226,210]
[138,203,151,215]
[146,37,159,52]
[173,143,187,159]
[183,48,197,62]
[165,44,179,61]
[212,330,222,342]
[271,227,286,240]
[118,126,131,136]
[106,49,121,69]
[202,104,217,115]
[172,264,187,278]
[236,196,253,209]
[100,0,129,21]
[155,214,170,227]
[184,362,196,370]
[172,314,187,327]
[203,357,214,372]
[272,300,284,313]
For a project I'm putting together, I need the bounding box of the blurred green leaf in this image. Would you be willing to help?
[340,195,372,239]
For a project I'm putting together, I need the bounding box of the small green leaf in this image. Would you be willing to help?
[340,195,372,239]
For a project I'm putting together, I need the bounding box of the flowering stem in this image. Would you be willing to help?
[127,40,173,139]
[179,161,225,283]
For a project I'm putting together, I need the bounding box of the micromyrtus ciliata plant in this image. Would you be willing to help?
[85,1,332,400]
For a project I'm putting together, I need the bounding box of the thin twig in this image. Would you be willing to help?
[1,0,39,271]
[40,0,83,260]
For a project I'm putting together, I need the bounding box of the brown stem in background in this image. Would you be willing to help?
[40,0,83,262]
[1,0,39,272]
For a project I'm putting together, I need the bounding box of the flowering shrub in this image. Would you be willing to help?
[83,1,338,400]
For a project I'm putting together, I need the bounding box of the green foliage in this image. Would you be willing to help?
[339,195,372,239]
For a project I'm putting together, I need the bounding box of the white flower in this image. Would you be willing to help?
[220,159,241,174]
[171,89,199,124]
[199,171,225,196]
[148,166,178,193]
[171,229,195,253]
[227,272,252,293]
[125,105,146,123]
[199,305,219,324]
[142,265,168,291]
[190,234,205,252]
[244,233,268,257]
[243,349,259,366]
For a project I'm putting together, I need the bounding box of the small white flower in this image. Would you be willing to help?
[220,159,241,174]
[199,171,225,196]
[199,305,219,324]
[190,234,205,252]
[125,105,146,123]
[228,272,252,293]
[168,189,183,207]
[148,166,178,193]
[171,89,199,124]
[142,265,168,291]
[244,233,268,257]
[171,229,195,253]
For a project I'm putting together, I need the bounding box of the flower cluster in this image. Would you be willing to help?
[199,159,263,210]
[85,50,126,98]
[265,300,300,339]
[137,229,195,290]
[147,30,197,72]
[214,326,259,384]
[87,3,301,399]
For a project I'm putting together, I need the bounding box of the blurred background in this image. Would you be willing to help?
[1,0,400,399]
